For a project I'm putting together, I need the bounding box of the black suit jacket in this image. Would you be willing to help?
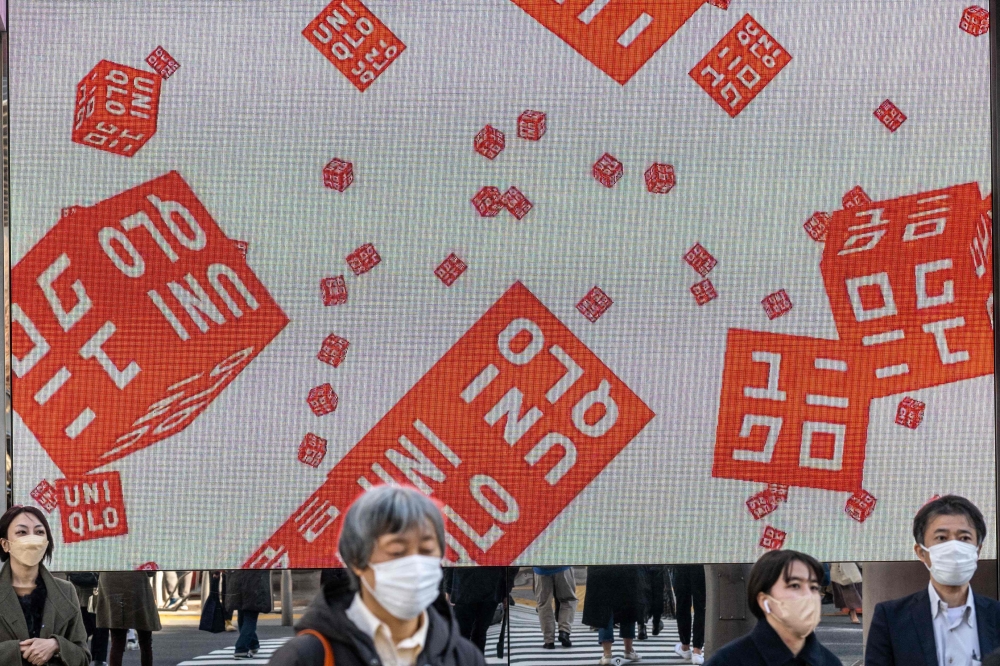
[865,588,1000,665]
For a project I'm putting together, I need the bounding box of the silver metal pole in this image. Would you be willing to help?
[281,570,293,626]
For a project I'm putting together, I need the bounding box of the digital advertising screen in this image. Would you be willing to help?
[8,1,996,570]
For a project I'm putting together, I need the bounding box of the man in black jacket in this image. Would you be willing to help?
[268,485,485,666]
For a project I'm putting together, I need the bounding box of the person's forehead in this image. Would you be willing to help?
[11,513,44,529]
[784,560,816,582]
[928,513,975,533]
[376,521,435,542]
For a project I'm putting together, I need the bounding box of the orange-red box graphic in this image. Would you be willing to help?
[11,172,289,478]
[245,282,654,568]
[56,472,129,544]
[820,183,994,398]
[510,0,704,85]
[690,14,791,118]
[303,0,406,92]
[714,330,870,492]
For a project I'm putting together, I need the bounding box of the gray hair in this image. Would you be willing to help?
[338,485,446,588]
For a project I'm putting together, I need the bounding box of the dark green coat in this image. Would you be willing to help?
[96,572,162,631]
[0,563,91,666]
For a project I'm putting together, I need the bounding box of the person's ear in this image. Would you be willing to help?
[756,591,769,615]
[915,542,930,565]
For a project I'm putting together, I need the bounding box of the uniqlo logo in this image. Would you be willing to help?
[303,0,406,92]
[874,100,907,133]
[690,15,791,117]
[821,183,994,398]
[30,480,60,513]
[509,0,704,85]
[56,472,129,543]
[713,330,870,492]
[245,282,654,567]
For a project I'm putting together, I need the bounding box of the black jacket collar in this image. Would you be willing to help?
[750,619,825,664]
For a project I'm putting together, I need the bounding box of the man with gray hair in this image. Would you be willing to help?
[269,485,486,666]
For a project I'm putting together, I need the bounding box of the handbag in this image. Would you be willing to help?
[199,573,227,633]
[829,562,863,586]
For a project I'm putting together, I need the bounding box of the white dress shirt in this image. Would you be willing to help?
[345,593,429,666]
[929,582,982,666]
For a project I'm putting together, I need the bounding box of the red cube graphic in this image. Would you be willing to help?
[346,243,381,276]
[472,187,504,217]
[645,163,676,194]
[768,483,790,503]
[318,334,350,368]
[435,253,468,287]
[845,489,877,523]
[684,243,717,277]
[690,15,792,118]
[30,480,59,513]
[321,275,348,306]
[302,0,406,92]
[895,397,926,429]
[56,472,128,543]
[593,153,624,188]
[804,212,831,242]
[691,279,718,305]
[11,172,288,477]
[517,110,547,141]
[502,187,533,220]
[145,46,180,79]
[323,158,354,192]
[874,99,907,133]
[298,433,328,468]
[707,0,731,7]
[308,384,339,416]
[960,6,990,36]
[72,60,162,157]
[842,186,872,210]
[577,286,614,322]
[761,289,793,320]
[760,525,786,550]
[474,125,505,160]
[746,489,779,520]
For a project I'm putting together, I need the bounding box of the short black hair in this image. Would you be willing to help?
[0,506,55,564]
[913,495,986,546]
[747,550,824,620]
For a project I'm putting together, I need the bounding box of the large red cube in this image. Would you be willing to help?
[56,472,129,543]
[517,110,546,141]
[474,125,505,160]
[960,6,990,36]
[11,172,289,477]
[323,158,354,192]
[593,153,623,188]
[72,60,162,157]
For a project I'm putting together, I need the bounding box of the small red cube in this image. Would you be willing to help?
[435,253,468,287]
[30,480,59,513]
[474,125,505,160]
[874,99,907,133]
[502,187,533,220]
[298,433,328,468]
[961,6,990,36]
[593,153,624,188]
[746,490,779,520]
[472,186,504,217]
[761,289,793,320]
[576,286,613,322]
[707,0,730,7]
[804,212,831,242]
[135,562,159,571]
[760,526,786,550]
[895,397,926,429]
[842,186,872,210]
[307,384,339,416]
[691,279,718,306]
[644,163,676,194]
[768,484,790,503]
[321,275,348,306]
[346,243,381,276]
[684,243,718,277]
[845,490,877,523]
[323,158,354,192]
[517,110,547,141]
[318,334,350,368]
[145,46,180,79]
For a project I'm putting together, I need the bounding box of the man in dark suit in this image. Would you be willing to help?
[866,495,1000,665]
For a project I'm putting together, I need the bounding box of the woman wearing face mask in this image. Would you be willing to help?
[269,485,486,666]
[706,550,842,666]
[0,505,91,666]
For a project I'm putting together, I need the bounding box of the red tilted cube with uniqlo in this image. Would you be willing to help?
[435,253,467,287]
[691,279,718,305]
[960,6,990,36]
[577,286,613,322]
[593,153,623,188]
[845,490,877,523]
[318,334,350,367]
[760,526,786,550]
[346,243,380,275]
[145,47,180,79]
[30,480,59,513]
[895,396,926,429]
[874,100,907,133]
[298,433,328,467]
[502,187,533,220]
[842,186,871,210]
[761,289,793,320]
[517,111,546,141]
[685,243,717,277]
[321,276,348,306]
[308,383,339,416]
[323,159,354,192]
[645,163,676,194]
[10,172,288,478]
[804,212,831,242]
[472,187,504,217]
[474,125,505,160]
[72,60,162,157]
[746,490,778,520]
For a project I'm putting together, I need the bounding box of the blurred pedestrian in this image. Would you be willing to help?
[829,563,862,624]
[268,485,485,666]
[0,505,90,666]
[706,550,841,665]
[583,565,647,665]
[68,571,109,665]
[533,566,577,649]
[673,565,706,664]
[96,571,160,666]
[162,571,192,611]
[224,570,272,659]
[643,565,665,638]
[451,566,515,653]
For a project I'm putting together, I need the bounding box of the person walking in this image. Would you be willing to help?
[68,571,109,665]
[0,505,91,666]
[706,549,841,665]
[96,571,161,666]
[268,485,485,666]
[673,565,706,664]
[224,570,272,659]
[866,495,1000,665]
[829,563,863,624]
[162,571,192,611]
[643,566,666,638]
[583,565,648,665]
[533,566,577,649]
[450,566,514,654]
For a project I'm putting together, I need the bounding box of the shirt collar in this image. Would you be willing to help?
[751,617,823,664]
[345,593,429,650]
[928,581,975,623]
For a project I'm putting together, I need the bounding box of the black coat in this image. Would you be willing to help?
[268,572,486,666]
[224,570,273,614]
[866,588,1000,665]
[706,618,842,666]
[581,566,649,628]
[448,567,516,606]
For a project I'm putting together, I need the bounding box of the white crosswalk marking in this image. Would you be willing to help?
[176,639,288,665]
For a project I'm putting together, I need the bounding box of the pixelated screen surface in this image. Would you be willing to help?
[8,1,995,569]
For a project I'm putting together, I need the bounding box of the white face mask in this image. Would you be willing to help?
[362,554,443,621]
[921,540,979,587]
